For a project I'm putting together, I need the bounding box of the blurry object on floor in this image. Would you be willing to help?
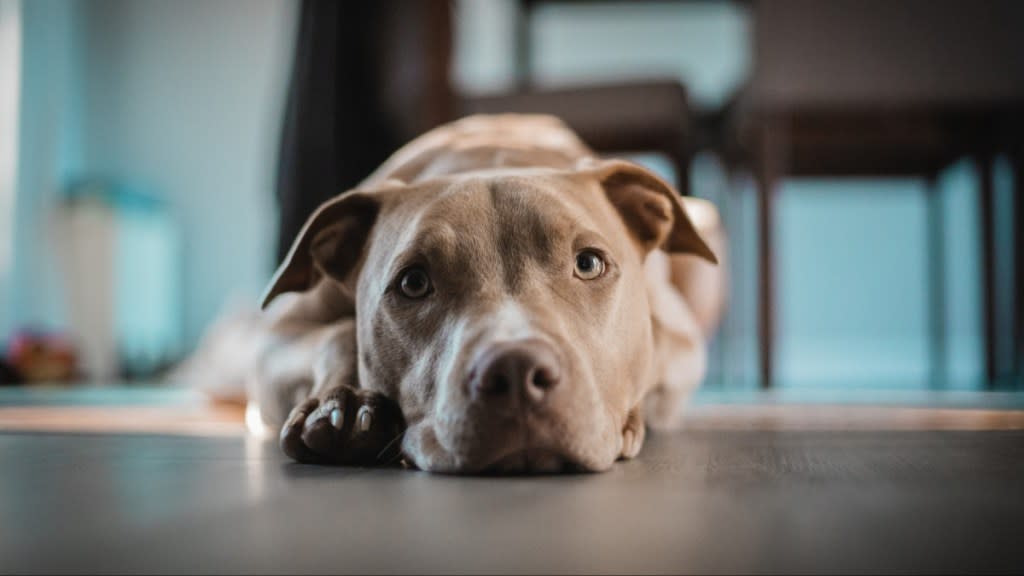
[171,302,263,403]
[55,180,183,383]
[4,329,78,383]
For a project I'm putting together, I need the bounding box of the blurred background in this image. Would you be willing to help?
[0,0,1020,392]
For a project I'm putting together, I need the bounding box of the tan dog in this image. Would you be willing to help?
[226,115,723,473]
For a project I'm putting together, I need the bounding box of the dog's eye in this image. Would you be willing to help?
[398,267,432,299]
[574,250,606,280]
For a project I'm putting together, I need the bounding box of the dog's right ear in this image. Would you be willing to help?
[577,158,717,263]
[260,192,380,309]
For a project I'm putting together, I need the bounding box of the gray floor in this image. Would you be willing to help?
[3,426,1024,574]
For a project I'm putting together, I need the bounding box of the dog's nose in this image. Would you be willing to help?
[470,340,561,405]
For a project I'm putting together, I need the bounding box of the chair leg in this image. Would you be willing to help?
[978,154,997,386]
[754,120,786,389]
[674,152,692,197]
[756,176,775,389]
[1014,153,1023,384]
[513,1,532,89]
[926,177,946,387]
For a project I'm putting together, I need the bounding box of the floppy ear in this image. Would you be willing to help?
[582,159,717,263]
[260,192,380,309]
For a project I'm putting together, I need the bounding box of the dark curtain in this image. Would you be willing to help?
[275,0,453,262]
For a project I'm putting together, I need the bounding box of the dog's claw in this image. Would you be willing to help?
[619,407,646,460]
[357,406,373,432]
[280,385,405,466]
[330,407,344,430]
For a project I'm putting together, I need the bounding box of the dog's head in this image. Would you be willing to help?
[264,159,715,473]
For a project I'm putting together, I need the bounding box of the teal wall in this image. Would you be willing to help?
[6,0,83,337]
[77,0,296,347]
[4,0,297,353]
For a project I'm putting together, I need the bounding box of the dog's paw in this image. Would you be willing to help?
[280,386,405,466]
[620,407,646,460]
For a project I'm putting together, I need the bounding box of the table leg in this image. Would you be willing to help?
[1014,153,1023,383]
[755,121,784,389]
[978,154,997,385]
[926,176,947,387]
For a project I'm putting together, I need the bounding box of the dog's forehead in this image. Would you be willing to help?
[397,172,611,243]
[363,172,634,299]
[435,175,573,222]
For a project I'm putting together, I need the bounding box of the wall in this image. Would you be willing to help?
[3,0,297,358]
[79,0,297,347]
[0,0,20,329]
[5,0,83,339]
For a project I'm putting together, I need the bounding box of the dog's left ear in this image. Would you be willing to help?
[581,159,717,263]
[260,192,380,309]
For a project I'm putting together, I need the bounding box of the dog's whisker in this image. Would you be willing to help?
[376,430,406,462]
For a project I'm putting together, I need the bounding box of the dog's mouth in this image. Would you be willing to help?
[479,448,589,475]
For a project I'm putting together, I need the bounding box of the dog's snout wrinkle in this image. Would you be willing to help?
[470,339,562,407]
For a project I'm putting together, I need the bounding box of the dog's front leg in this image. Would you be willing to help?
[280,379,406,466]
[263,320,406,466]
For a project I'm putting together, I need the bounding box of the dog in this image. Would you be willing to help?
[194,114,725,473]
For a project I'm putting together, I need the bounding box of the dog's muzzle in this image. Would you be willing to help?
[467,338,562,412]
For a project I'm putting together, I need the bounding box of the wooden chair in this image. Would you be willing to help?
[729,0,1024,388]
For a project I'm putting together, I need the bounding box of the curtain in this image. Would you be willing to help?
[275,0,452,262]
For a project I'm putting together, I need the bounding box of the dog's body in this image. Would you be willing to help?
[199,115,725,473]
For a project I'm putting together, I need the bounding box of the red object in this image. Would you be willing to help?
[6,331,79,382]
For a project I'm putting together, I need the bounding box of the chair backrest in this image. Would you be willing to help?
[461,81,689,155]
[460,80,693,190]
[751,0,1024,107]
